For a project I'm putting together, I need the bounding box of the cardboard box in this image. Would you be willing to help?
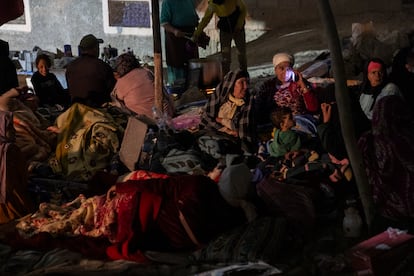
[346,228,414,275]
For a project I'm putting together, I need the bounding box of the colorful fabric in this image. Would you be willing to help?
[0,110,34,224]
[254,77,319,125]
[274,81,318,115]
[268,129,301,158]
[5,96,56,165]
[358,95,414,219]
[51,103,124,181]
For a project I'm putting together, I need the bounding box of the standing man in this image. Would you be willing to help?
[160,0,199,88]
[65,34,116,107]
[192,0,247,75]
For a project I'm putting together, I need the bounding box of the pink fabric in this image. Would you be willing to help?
[367,61,382,73]
[113,68,155,118]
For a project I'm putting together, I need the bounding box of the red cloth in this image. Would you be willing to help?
[346,228,414,276]
[0,0,24,26]
[107,175,245,261]
[106,188,162,262]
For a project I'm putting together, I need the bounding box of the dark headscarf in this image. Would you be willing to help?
[114,52,141,77]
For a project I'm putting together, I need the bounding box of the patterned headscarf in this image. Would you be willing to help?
[115,52,140,77]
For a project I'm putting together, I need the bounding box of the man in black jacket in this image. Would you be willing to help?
[65,34,116,107]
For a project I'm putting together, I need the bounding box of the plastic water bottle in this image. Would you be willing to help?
[143,128,156,153]
[343,206,362,238]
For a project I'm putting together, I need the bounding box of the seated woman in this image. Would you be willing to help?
[200,69,255,153]
[111,52,174,120]
[0,110,35,224]
[31,54,70,108]
[254,52,319,135]
[111,52,155,118]
[358,57,402,121]
[358,95,414,232]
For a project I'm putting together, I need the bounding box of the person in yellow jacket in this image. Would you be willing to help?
[192,0,247,75]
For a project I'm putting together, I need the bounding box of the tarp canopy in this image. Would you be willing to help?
[0,0,24,26]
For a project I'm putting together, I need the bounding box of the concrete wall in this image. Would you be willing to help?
[0,0,402,60]
[246,0,401,29]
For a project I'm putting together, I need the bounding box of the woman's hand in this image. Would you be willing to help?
[215,117,223,124]
[294,70,310,93]
[173,29,185,38]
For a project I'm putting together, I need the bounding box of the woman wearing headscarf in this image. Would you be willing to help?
[358,57,402,121]
[200,69,255,153]
[358,95,414,230]
[254,52,319,137]
[0,110,34,224]
[111,53,174,119]
[111,53,156,118]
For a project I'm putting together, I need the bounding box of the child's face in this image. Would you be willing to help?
[37,59,49,76]
[281,113,295,130]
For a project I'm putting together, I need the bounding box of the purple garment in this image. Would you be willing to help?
[358,95,414,219]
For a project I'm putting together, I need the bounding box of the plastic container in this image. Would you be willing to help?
[343,206,362,238]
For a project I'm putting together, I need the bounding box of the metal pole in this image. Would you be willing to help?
[316,0,376,232]
[151,0,164,113]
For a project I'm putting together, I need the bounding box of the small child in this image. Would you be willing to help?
[31,54,70,108]
[268,107,318,165]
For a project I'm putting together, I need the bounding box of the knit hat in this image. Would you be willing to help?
[79,34,103,49]
[272,53,293,67]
